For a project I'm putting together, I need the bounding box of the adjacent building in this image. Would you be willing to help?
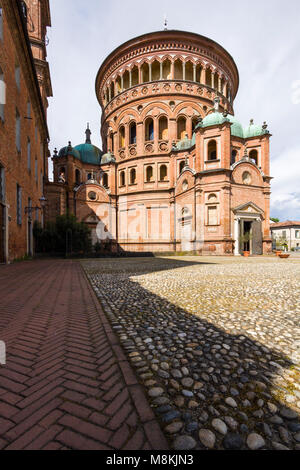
[270,221,300,251]
[0,0,52,262]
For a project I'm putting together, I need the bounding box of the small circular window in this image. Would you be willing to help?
[88,191,97,201]
[242,171,252,185]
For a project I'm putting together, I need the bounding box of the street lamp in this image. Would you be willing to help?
[24,195,47,217]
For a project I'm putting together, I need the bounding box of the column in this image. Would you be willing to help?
[160,62,163,80]
[212,72,215,90]
[171,61,175,80]
[108,85,112,102]
[121,75,124,92]
[183,62,186,81]
[129,70,132,88]
[193,64,196,82]
[138,66,142,84]
[200,67,205,84]
[149,63,152,82]
[234,218,240,255]
[218,76,222,93]
[223,81,227,98]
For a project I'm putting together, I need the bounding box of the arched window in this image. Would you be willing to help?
[159,164,167,181]
[174,59,183,79]
[120,170,125,186]
[249,149,258,165]
[192,117,198,133]
[119,126,125,148]
[87,173,92,181]
[129,122,137,144]
[152,60,160,81]
[123,70,130,90]
[132,66,139,86]
[105,88,109,104]
[208,140,217,160]
[116,76,122,94]
[0,66,5,121]
[205,68,212,87]
[159,116,168,140]
[141,63,149,83]
[16,108,21,152]
[103,173,108,188]
[146,166,153,182]
[179,160,185,174]
[108,131,114,152]
[145,118,154,141]
[75,169,81,184]
[220,77,225,94]
[177,116,186,140]
[130,168,136,184]
[185,61,193,81]
[231,149,237,166]
[15,62,20,91]
[196,64,202,83]
[231,149,237,165]
[162,59,171,79]
[110,82,115,99]
[59,167,66,183]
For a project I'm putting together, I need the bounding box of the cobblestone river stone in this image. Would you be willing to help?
[82,256,300,450]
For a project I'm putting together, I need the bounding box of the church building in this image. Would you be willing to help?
[47,30,272,255]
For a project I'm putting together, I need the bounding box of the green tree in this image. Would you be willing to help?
[271,217,280,223]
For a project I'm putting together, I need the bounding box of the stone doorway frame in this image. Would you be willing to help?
[232,202,264,256]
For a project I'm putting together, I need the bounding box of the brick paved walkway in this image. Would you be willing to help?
[0,260,168,450]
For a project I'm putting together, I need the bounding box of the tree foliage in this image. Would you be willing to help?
[33,214,92,255]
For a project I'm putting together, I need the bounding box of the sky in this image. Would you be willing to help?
[46,0,300,221]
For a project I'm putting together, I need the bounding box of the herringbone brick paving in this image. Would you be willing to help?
[0,260,168,450]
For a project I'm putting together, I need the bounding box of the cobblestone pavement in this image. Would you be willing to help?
[83,256,300,450]
[0,260,168,450]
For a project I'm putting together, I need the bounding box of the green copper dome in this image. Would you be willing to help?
[227,115,244,138]
[197,111,268,139]
[202,112,226,127]
[243,122,265,138]
[74,143,103,164]
[73,125,103,165]
[58,145,81,160]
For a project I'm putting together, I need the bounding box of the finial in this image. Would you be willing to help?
[53,148,58,157]
[164,14,168,30]
[85,124,92,144]
[262,121,268,130]
[172,140,177,150]
[250,119,254,125]
[67,141,72,151]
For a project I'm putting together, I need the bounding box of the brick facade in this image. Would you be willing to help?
[48,31,272,256]
[0,0,51,263]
